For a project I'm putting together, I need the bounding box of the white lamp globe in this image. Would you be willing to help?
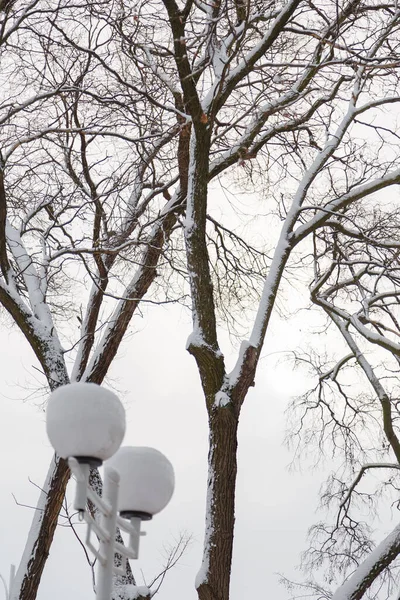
[46,382,126,465]
[106,447,175,520]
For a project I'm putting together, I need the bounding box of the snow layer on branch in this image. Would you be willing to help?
[351,315,400,353]
[112,584,150,600]
[217,0,299,101]
[3,221,67,387]
[332,523,400,600]
[82,268,143,380]
[0,277,66,388]
[228,341,253,387]
[185,129,198,235]
[71,282,98,382]
[5,221,51,324]
[249,235,290,349]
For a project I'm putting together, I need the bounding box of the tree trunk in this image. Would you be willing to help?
[197,406,239,600]
[12,457,69,600]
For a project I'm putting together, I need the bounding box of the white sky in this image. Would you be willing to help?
[1,255,398,600]
[0,298,330,600]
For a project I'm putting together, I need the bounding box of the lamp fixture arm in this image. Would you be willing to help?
[67,458,145,599]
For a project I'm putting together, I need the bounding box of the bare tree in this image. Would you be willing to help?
[2,1,400,600]
[288,201,400,599]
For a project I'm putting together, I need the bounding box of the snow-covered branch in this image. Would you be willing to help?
[332,523,400,600]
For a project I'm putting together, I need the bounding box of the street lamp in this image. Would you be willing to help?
[46,382,175,600]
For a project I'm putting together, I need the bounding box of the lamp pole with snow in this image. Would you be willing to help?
[46,382,175,600]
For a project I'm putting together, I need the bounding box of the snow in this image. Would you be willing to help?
[195,463,215,589]
[214,391,230,408]
[81,267,143,381]
[106,447,174,516]
[293,165,400,243]
[46,382,126,461]
[112,584,150,599]
[0,275,68,388]
[195,559,208,589]
[332,523,400,600]
[219,0,299,96]
[350,314,400,354]
[5,221,51,324]
[228,341,253,387]
[235,77,367,356]
[186,328,205,350]
[249,234,291,349]
[212,46,227,79]
[71,282,99,382]
[182,215,195,234]
[143,46,180,96]
[184,130,198,238]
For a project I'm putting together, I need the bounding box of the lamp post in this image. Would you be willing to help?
[45,382,175,600]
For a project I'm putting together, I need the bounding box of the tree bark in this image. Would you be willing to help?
[197,407,239,600]
[12,457,69,600]
[332,523,400,600]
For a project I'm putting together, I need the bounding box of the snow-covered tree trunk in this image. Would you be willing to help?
[196,415,239,600]
[11,457,69,600]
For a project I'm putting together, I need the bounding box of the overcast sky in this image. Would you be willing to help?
[1,286,398,599]
[0,291,341,600]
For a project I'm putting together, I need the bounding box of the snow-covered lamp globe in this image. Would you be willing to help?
[46,382,126,466]
[106,447,175,520]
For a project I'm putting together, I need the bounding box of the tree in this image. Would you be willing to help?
[2,1,400,600]
[294,201,400,600]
